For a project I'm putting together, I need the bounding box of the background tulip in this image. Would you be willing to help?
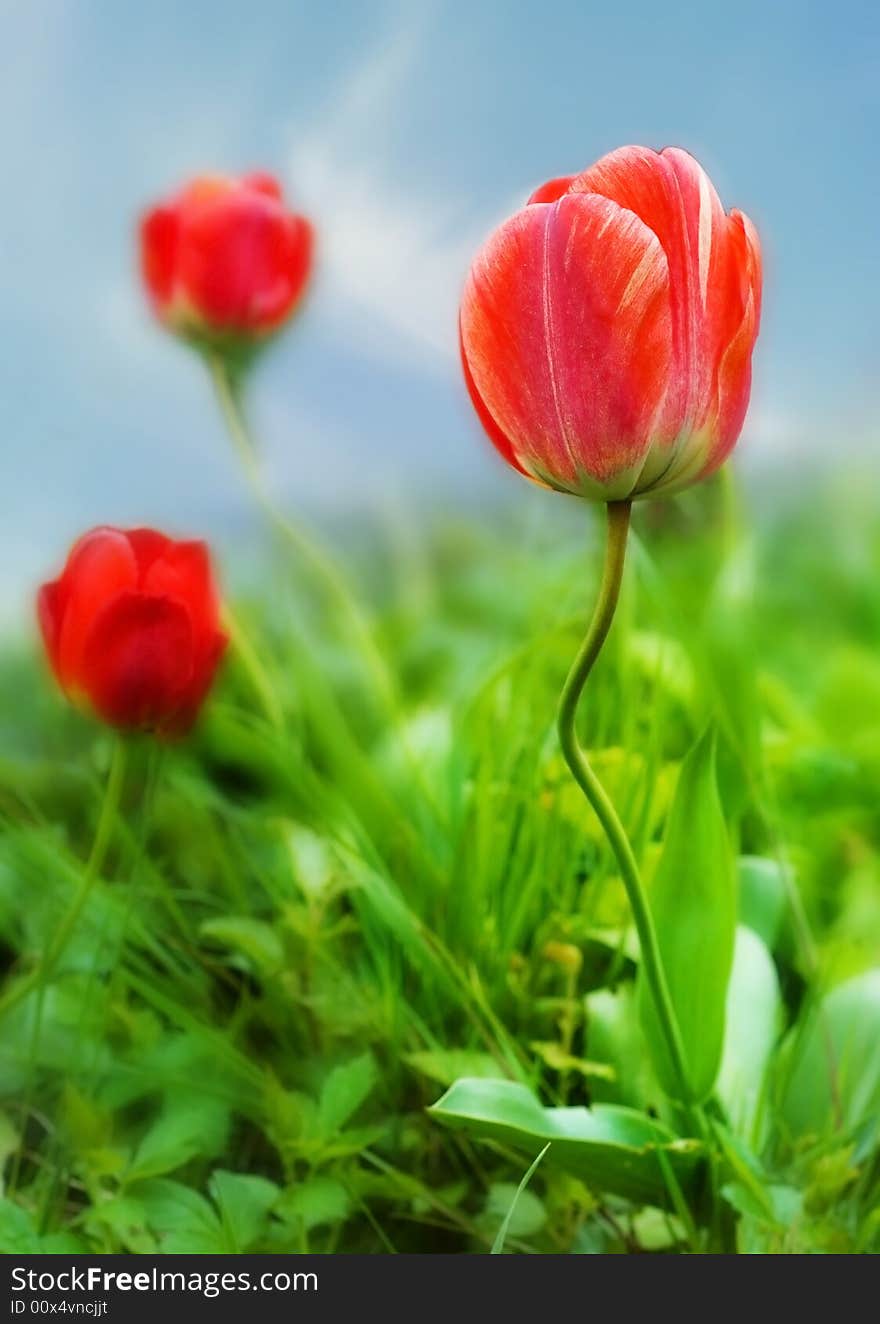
[460,145,762,501]
[145,170,394,720]
[140,172,313,362]
[38,527,227,737]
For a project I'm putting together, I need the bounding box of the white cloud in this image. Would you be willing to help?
[285,13,518,371]
[739,406,804,465]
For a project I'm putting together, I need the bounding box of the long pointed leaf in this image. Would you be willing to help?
[430,1078,703,1208]
[639,728,736,1101]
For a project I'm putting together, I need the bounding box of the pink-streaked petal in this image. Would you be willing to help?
[730,208,763,334]
[459,326,533,481]
[527,175,576,205]
[573,146,757,442]
[460,193,674,494]
[700,283,761,478]
[460,145,760,501]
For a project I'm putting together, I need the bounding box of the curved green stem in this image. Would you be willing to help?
[7,740,126,1195]
[557,501,693,1112]
[83,740,129,881]
[0,738,128,1020]
[31,745,163,1214]
[717,461,742,558]
[208,354,395,712]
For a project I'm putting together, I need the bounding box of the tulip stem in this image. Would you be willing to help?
[557,501,694,1114]
[717,462,742,558]
[208,354,395,713]
[0,738,128,1022]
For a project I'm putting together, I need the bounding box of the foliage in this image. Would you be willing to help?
[1,478,879,1253]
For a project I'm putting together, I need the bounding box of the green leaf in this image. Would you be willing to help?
[703,543,761,811]
[779,969,880,1155]
[406,1049,505,1088]
[529,1042,615,1080]
[135,1179,225,1253]
[627,631,695,710]
[318,1053,378,1135]
[127,1096,230,1182]
[276,1177,351,1233]
[631,1206,688,1251]
[312,1124,386,1159]
[721,1179,802,1229]
[639,728,736,1102]
[0,1110,18,1167]
[199,915,284,977]
[803,1147,859,1214]
[584,984,655,1109]
[737,856,791,954]
[82,1195,157,1253]
[429,1078,703,1208]
[287,827,335,897]
[210,1170,279,1251]
[717,927,782,1145]
[0,1199,86,1253]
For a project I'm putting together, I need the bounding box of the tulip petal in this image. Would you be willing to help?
[179,194,312,332]
[256,214,313,327]
[241,172,283,200]
[81,592,194,733]
[729,208,763,335]
[461,145,760,501]
[650,207,762,494]
[37,526,227,735]
[141,174,312,340]
[143,539,221,638]
[143,541,227,732]
[573,146,759,452]
[461,192,673,496]
[56,529,138,691]
[694,209,763,479]
[527,175,576,205]
[127,528,173,576]
[180,175,235,207]
[459,329,533,481]
[140,206,181,306]
[167,629,228,737]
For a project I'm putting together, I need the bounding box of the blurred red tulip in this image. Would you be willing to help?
[38,528,227,737]
[460,146,762,501]
[140,172,313,359]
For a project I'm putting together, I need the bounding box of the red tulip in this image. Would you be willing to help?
[37,528,228,737]
[460,146,762,501]
[140,172,313,358]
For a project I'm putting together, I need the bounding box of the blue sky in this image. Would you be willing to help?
[2,0,878,621]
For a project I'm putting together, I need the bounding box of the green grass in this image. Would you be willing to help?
[1,474,879,1254]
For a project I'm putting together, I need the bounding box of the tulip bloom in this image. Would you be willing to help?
[140,173,313,359]
[460,146,762,501]
[38,528,227,737]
